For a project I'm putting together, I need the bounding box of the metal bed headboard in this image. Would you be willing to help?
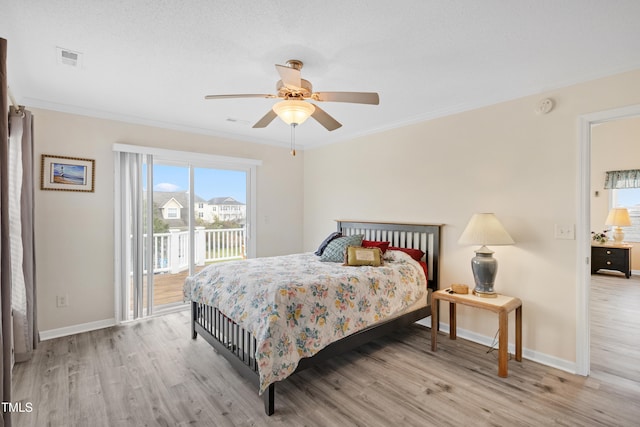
[336,220,442,292]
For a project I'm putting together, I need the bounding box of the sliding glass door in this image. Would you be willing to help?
[114,145,259,322]
[147,164,248,312]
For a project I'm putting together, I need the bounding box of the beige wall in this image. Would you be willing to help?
[34,109,304,332]
[591,117,640,270]
[303,68,640,367]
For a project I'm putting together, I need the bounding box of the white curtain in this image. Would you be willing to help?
[8,107,36,363]
[114,151,148,321]
[8,110,25,363]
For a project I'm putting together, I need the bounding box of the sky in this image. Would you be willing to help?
[615,188,640,209]
[144,164,246,203]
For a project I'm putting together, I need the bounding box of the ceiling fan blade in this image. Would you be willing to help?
[205,94,275,100]
[310,104,342,131]
[313,91,380,105]
[275,64,302,90]
[252,109,278,128]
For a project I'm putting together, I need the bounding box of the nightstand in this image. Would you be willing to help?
[431,289,522,377]
[591,244,632,278]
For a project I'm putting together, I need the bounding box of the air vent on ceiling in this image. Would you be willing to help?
[56,47,82,68]
[226,117,251,125]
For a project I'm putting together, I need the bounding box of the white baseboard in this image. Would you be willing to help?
[39,318,116,341]
[415,317,577,374]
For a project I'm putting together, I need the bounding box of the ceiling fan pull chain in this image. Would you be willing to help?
[290,123,297,156]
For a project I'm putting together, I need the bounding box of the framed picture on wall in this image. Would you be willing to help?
[40,154,95,192]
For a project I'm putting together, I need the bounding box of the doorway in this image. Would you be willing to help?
[577,104,640,375]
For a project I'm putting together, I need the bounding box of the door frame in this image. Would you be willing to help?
[576,103,640,375]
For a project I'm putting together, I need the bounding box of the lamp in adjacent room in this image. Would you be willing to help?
[605,207,632,243]
[458,213,515,297]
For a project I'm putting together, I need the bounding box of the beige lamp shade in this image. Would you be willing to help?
[605,208,632,227]
[605,207,631,243]
[458,213,515,246]
[272,100,315,125]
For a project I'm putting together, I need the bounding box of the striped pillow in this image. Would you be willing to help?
[320,234,364,262]
[314,231,342,256]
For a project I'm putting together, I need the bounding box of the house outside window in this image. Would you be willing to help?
[167,207,178,218]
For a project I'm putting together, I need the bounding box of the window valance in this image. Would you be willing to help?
[604,169,640,189]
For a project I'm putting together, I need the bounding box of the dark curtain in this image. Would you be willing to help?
[1,36,13,427]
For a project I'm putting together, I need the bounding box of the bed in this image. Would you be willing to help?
[184,220,441,415]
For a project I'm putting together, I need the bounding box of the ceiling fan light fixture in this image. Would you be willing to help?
[272,100,315,125]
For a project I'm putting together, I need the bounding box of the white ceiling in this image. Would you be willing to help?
[3,1,640,150]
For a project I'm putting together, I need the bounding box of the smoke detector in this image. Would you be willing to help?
[535,98,554,115]
[56,47,83,68]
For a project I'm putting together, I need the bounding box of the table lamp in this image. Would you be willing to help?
[458,213,514,297]
[605,208,632,243]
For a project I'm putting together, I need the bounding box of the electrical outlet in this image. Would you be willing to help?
[56,295,69,307]
[554,224,575,240]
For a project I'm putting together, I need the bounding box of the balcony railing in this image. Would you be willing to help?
[147,227,245,274]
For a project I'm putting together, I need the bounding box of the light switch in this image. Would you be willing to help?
[554,224,575,240]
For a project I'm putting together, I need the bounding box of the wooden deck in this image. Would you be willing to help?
[130,258,243,312]
[143,264,211,308]
[150,269,196,306]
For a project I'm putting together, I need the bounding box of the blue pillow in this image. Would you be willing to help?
[314,232,342,256]
[320,234,364,262]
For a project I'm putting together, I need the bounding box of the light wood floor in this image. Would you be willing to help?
[589,272,640,388]
[11,275,640,426]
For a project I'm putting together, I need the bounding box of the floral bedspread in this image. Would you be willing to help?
[183,250,426,393]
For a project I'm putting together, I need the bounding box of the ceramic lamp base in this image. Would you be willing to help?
[471,246,498,298]
[612,226,625,243]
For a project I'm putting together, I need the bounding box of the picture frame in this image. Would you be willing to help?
[40,154,95,192]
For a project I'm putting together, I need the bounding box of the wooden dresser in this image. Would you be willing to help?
[591,244,632,278]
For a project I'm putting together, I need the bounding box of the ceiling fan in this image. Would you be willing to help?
[205,59,380,132]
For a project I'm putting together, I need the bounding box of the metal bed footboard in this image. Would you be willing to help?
[191,301,275,414]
